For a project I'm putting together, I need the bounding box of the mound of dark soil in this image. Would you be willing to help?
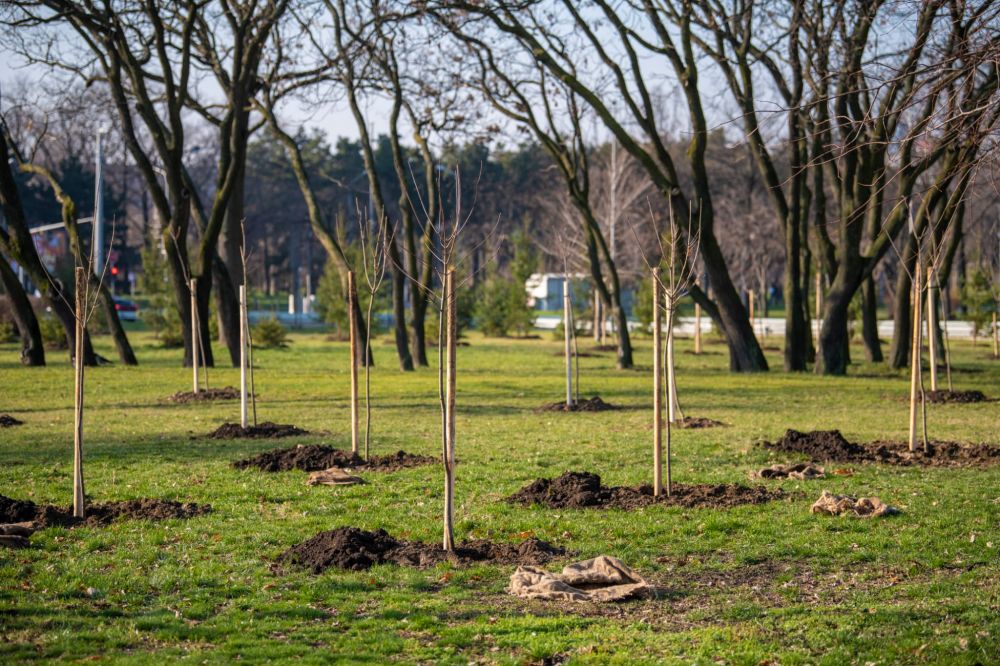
[924,390,988,404]
[762,430,867,461]
[676,416,725,429]
[0,494,210,529]
[277,526,565,573]
[0,414,23,427]
[233,444,435,473]
[551,351,597,358]
[507,471,784,510]
[763,429,1000,467]
[539,396,618,412]
[168,387,241,403]
[209,422,308,440]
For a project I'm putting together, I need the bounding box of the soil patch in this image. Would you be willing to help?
[209,422,308,440]
[168,387,241,403]
[591,344,618,352]
[675,416,725,429]
[276,527,565,573]
[538,396,618,413]
[0,414,23,427]
[232,444,436,473]
[551,351,597,358]
[924,390,988,404]
[762,429,1000,467]
[0,494,210,529]
[507,471,784,510]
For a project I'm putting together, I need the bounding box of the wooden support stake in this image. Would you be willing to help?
[815,272,822,341]
[563,279,572,408]
[190,278,199,394]
[239,284,248,429]
[592,289,600,342]
[443,268,457,552]
[348,271,359,455]
[748,289,755,333]
[694,302,702,355]
[73,267,86,519]
[926,268,938,392]
[908,262,923,452]
[652,269,662,497]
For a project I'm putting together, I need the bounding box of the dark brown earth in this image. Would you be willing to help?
[168,387,241,403]
[507,471,784,510]
[675,416,725,429]
[0,414,23,427]
[924,390,988,404]
[208,422,308,439]
[232,445,436,473]
[0,494,211,529]
[551,350,597,358]
[276,527,565,573]
[591,344,618,352]
[763,429,1000,467]
[538,396,618,412]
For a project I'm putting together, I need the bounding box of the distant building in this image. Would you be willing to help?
[525,272,636,314]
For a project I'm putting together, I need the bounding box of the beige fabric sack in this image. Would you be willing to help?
[751,462,826,480]
[810,490,899,517]
[509,555,651,602]
[307,468,365,486]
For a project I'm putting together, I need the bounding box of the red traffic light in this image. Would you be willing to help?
[111,265,119,276]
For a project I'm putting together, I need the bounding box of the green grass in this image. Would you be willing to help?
[1,330,998,664]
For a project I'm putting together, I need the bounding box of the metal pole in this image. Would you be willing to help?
[92,128,107,275]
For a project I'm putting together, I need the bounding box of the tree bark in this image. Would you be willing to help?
[0,253,45,366]
[861,274,883,363]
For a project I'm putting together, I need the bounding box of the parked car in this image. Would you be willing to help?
[113,298,139,322]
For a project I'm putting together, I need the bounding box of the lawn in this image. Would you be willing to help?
[0,329,998,664]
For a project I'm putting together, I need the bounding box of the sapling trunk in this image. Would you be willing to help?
[443,268,457,552]
[592,289,600,342]
[348,271,360,456]
[815,272,822,344]
[652,268,663,497]
[694,302,702,355]
[665,291,683,423]
[190,278,199,394]
[73,267,86,519]
[563,279,572,408]
[940,296,953,392]
[239,285,248,429]
[926,269,938,392]
[908,262,923,452]
[748,289,755,334]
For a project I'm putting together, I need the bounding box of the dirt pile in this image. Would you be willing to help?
[539,396,618,413]
[168,387,241,403]
[507,471,784,510]
[0,494,211,529]
[209,422,308,440]
[924,390,988,404]
[232,445,436,472]
[277,527,565,573]
[0,414,23,427]
[763,429,1000,467]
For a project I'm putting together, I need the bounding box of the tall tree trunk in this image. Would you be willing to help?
[861,274,883,363]
[784,207,808,371]
[214,258,241,367]
[701,233,769,372]
[888,238,916,369]
[0,254,45,366]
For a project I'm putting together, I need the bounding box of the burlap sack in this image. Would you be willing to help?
[307,468,365,486]
[509,555,650,602]
[751,462,826,481]
[810,490,899,517]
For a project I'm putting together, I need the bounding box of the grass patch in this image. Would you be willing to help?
[1,331,998,663]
